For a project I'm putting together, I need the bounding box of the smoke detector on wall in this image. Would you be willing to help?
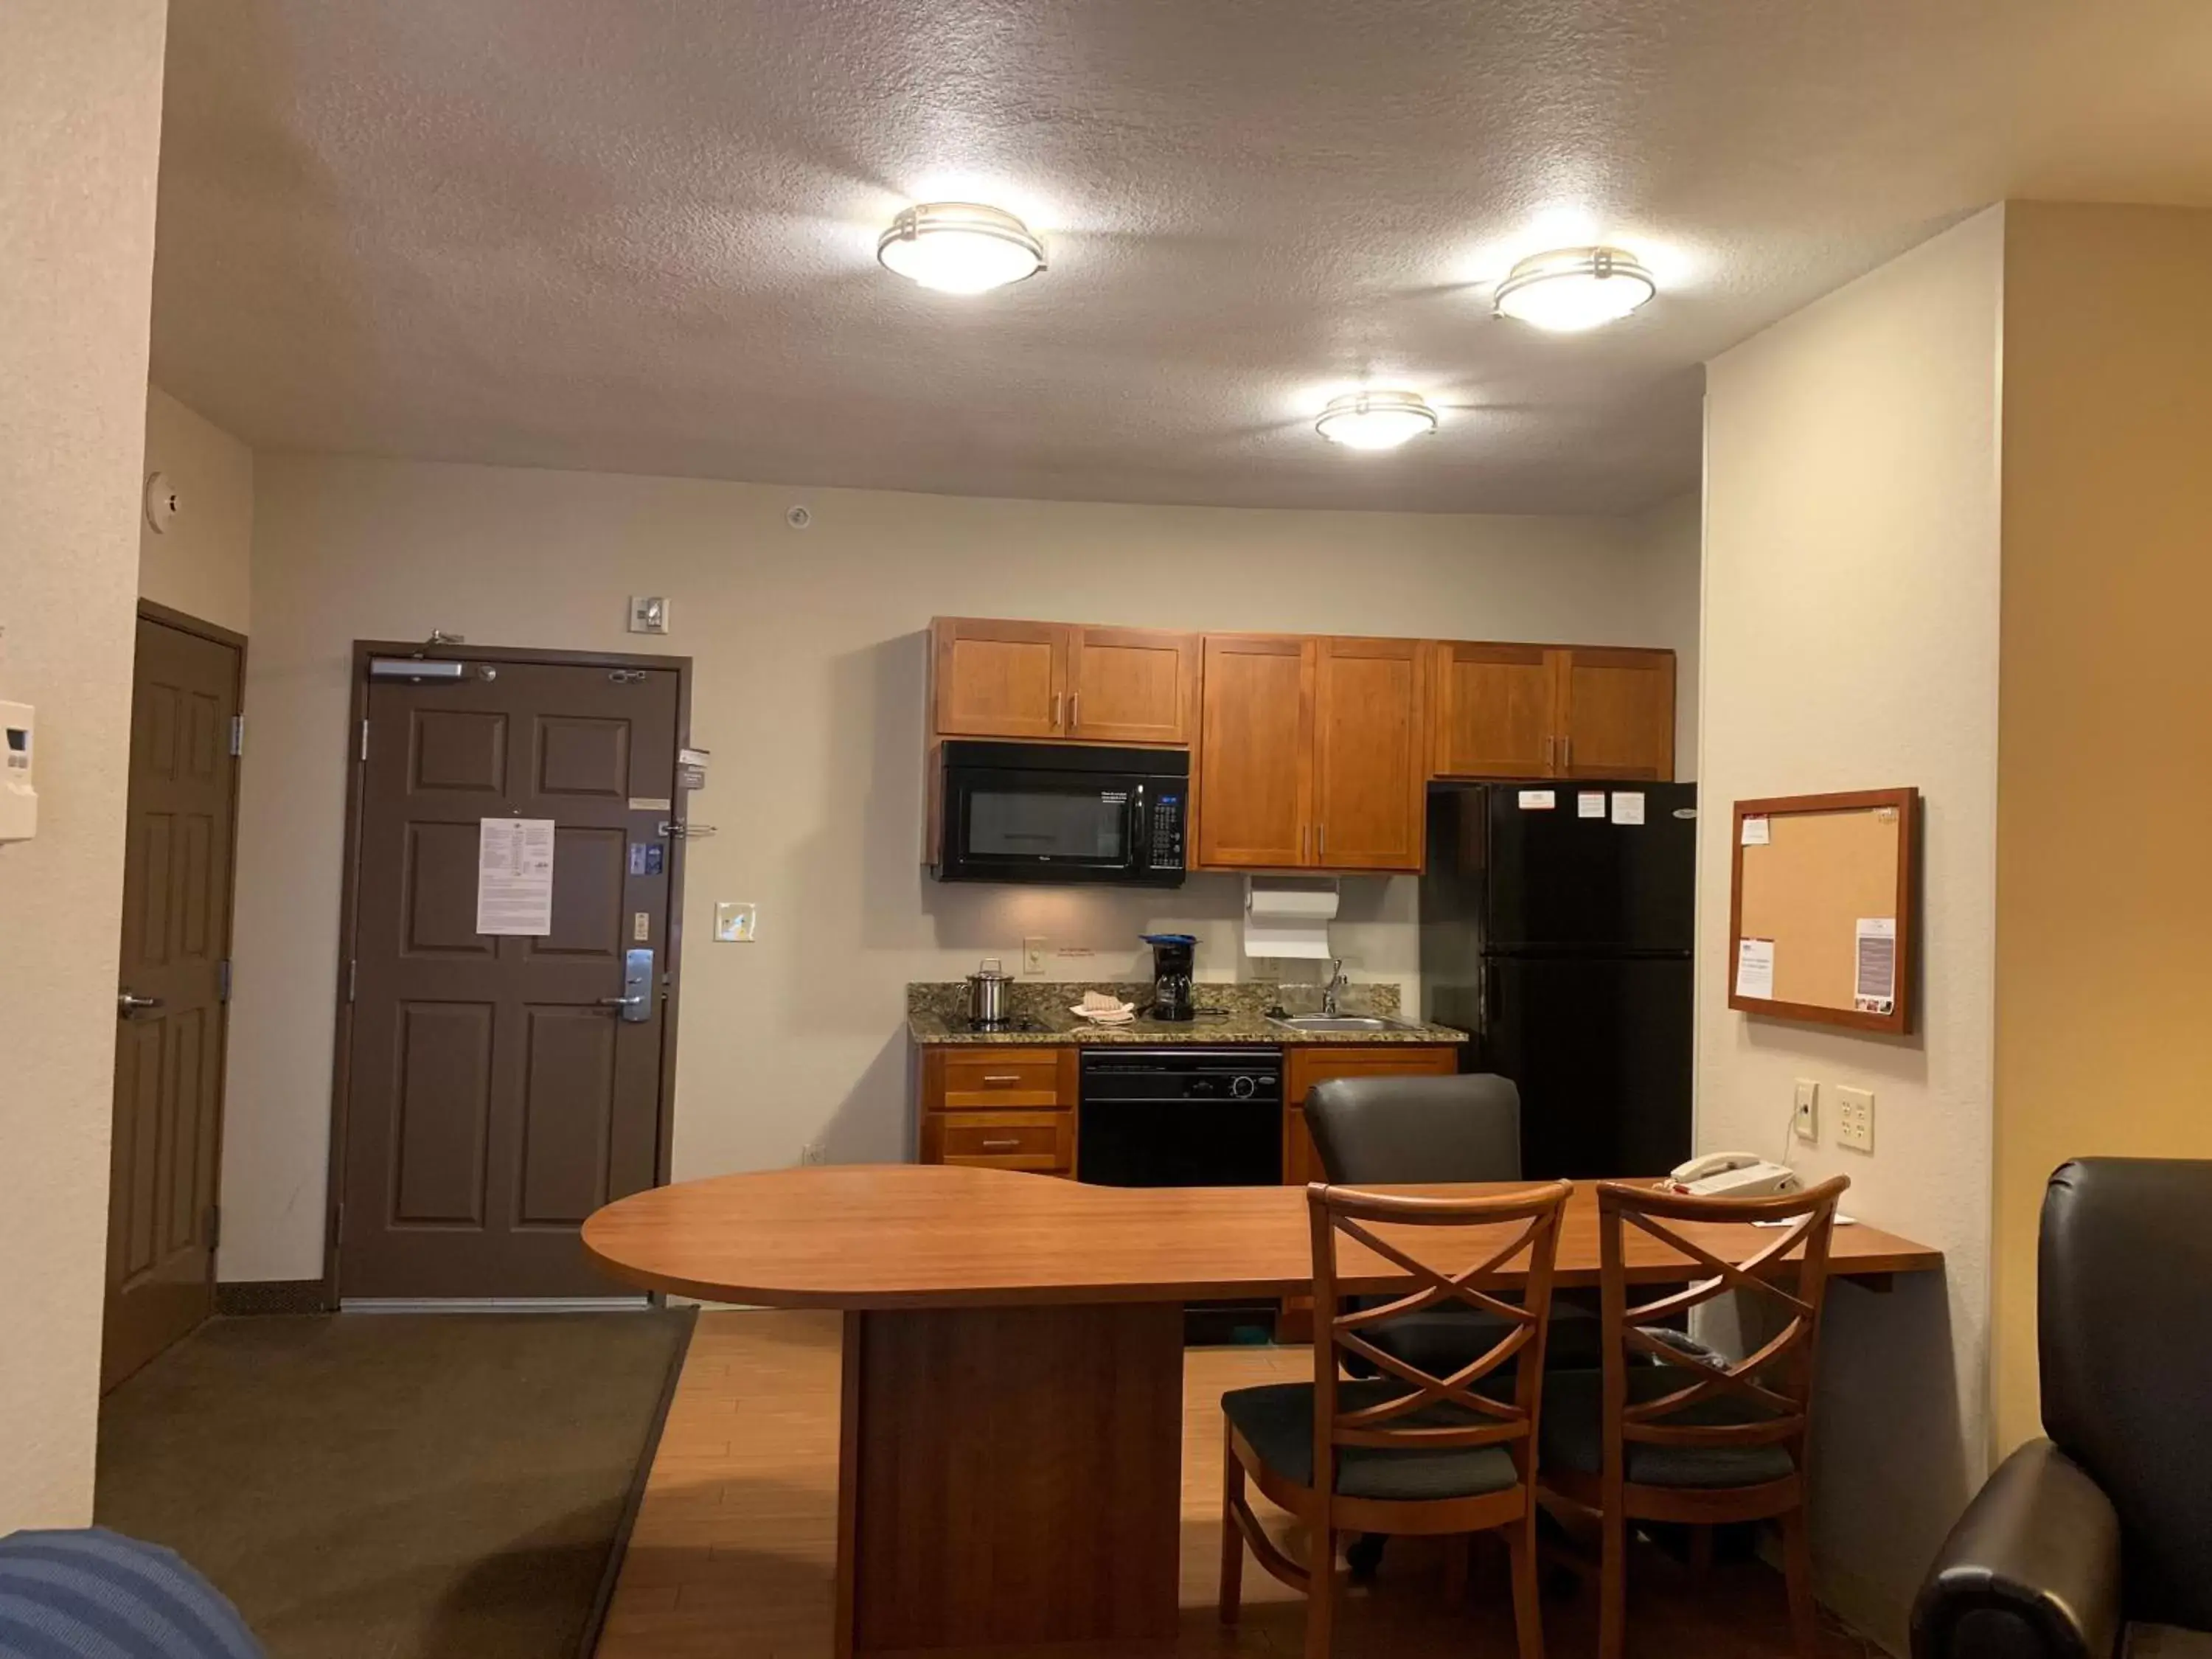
[144,472,180,535]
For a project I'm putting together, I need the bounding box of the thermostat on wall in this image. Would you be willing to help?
[0,701,36,843]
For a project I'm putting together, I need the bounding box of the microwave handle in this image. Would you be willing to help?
[1131,782,1150,868]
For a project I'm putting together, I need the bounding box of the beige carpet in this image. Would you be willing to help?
[95,1309,692,1659]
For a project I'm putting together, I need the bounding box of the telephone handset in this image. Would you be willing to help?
[1665,1151,1803,1199]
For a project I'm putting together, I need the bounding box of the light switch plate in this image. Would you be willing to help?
[714,901,757,942]
[1837,1086,1875,1152]
[627,595,670,635]
[1022,936,1047,975]
[1792,1079,1820,1143]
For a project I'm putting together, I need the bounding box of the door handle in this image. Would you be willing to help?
[117,992,164,1016]
[599,947,655,1022]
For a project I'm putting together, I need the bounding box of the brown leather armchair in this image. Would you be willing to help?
[1911,1160,2212,1659]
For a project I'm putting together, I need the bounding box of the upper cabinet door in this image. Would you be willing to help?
[1066,627,1197,745]
[1312,636,1427,871]
[932,618,1068,740]
[1196,635,1314,869]
[1556,647,1675,781]
[1430,641,1559,779]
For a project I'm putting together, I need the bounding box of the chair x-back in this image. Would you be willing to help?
[1220,1179,1572,1659]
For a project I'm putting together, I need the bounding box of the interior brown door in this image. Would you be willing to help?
[338,654,682,1299]
[105,612,242,1391]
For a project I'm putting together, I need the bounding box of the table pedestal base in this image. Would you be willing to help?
[836,1303,1186,1655]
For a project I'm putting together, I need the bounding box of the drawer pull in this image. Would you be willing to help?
[980,1137,1021,1150]
[982,1074,1022,1084]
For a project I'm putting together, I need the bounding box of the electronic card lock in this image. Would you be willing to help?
[0,702,36,844]
[601,947,655,1023]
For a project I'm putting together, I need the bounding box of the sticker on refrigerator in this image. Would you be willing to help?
[1517,790,1557,810]
[1576,791,1606,818]
[477,817,554,936]
[1610,791,1646,826]
[1854,917,1897,1015]
[1735,937,1775,1001]
[1741,815,1770,846]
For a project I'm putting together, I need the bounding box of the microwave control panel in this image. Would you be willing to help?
[1150,792,1186,869]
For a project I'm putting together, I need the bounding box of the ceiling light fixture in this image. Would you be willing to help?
[877,202,1046,293]
[1314,390,1439,451]
[1492,246,1657,332]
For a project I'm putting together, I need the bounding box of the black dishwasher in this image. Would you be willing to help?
[1077,1048,1284,1187]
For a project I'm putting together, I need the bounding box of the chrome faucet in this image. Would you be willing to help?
[1321,958,1348,1016]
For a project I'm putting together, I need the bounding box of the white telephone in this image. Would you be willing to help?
[1666,1151,1803,1199]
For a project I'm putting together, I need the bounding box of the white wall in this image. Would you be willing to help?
[1635,490,1703,779]
[224,456,1698,1281]
[1698,208,2003,1646]
[139,384,253,635]
[0,0,168,1528]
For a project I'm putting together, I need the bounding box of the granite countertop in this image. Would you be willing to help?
[905,981,1467,1047]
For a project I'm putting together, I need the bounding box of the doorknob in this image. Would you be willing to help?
[599,947,655,1023]
[117,992,164,1016]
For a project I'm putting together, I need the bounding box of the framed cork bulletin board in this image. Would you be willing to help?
[1728,787,1919,1035]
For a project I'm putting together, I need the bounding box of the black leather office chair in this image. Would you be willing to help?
[1913,1159,2212,1659]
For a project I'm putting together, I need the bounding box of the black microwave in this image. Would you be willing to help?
[936,741,1188,887]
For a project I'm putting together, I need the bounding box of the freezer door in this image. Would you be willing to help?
[1484,782,1697,953]
[1481,955,1692,1180]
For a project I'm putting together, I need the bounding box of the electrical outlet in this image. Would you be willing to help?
[1836,1086,1875,1152]
[800,1141,827,1166]
[1792,1079,1820,1143]
[714,901,757,942]
[1021,936,1047,975]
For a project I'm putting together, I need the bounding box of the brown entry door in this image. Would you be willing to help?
[338,656,681,1299]
[105,613,243,1390]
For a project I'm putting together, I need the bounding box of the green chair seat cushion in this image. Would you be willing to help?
[1222,1380,1521,1502]
[1539,1367,1797,1489]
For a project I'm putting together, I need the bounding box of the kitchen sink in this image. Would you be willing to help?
[1265,1013,1421,1034]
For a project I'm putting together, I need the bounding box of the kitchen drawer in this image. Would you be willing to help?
[925,1110,1074,1174]
[934,1047,1075,1110]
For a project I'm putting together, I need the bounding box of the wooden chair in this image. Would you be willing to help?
[1220,1179,1573,1659]
[1536,1175,1850,1659]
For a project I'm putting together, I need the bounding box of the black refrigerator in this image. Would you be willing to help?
[1420,782,1697,1180]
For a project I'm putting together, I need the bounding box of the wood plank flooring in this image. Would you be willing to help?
[597,1310,1884,1659]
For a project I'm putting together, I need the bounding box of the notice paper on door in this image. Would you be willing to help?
[477,816,555,936]
[1610,791,1646,826]
[1854,917,1897,1015]
[1735,936,1776,1001]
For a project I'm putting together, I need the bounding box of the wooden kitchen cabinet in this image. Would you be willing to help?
[931,617,1197,745]
[1429,641,1674,782]
[1195,634,1314,868]
[1555,647,1674,781]
[917,1046,1080,1178]
[1312,636,1427,870]
[1195,634,1427,873]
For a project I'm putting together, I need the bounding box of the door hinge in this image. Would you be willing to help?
[229,714,246,757]
[218,959,232,1003]
[206,1203,220,1250]
[347,959,358,1002]
[358,718,370,762]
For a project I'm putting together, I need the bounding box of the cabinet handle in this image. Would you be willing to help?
[1068,692,1079,730]
[1051,693,1063,729]
[980,1138,1020,1150]
[1301,824,1308,861]
[1562,735,1572,773]
[1318,824,1326,860]
[983,1074,1021,1084]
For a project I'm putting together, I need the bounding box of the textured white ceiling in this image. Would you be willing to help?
[153,1,2212,514]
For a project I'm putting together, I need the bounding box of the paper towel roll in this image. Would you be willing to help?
[1244,878,1339,959]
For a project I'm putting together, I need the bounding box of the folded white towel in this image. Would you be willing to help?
[1071,991,1137,1023]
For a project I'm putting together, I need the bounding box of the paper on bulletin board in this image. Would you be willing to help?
[1577,792,1606,818]
[1517,790,1556,810]
[477,817,555,936]
[1741,815,1770,845]
[1735,937,1775,1000]
[1854,917,1897,1015]
[1610,791,1645,826]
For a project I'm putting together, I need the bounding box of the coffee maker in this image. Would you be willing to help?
[1141,933,1197,1022]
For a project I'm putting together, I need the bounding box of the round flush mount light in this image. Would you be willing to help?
[877,202,1046,293]
[1492,246,1657,332]
[1314,390,1439,451]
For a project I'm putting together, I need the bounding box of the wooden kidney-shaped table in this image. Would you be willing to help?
[584,1164,1940,1657]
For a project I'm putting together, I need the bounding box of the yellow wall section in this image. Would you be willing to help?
[1991,202,2212,1453]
